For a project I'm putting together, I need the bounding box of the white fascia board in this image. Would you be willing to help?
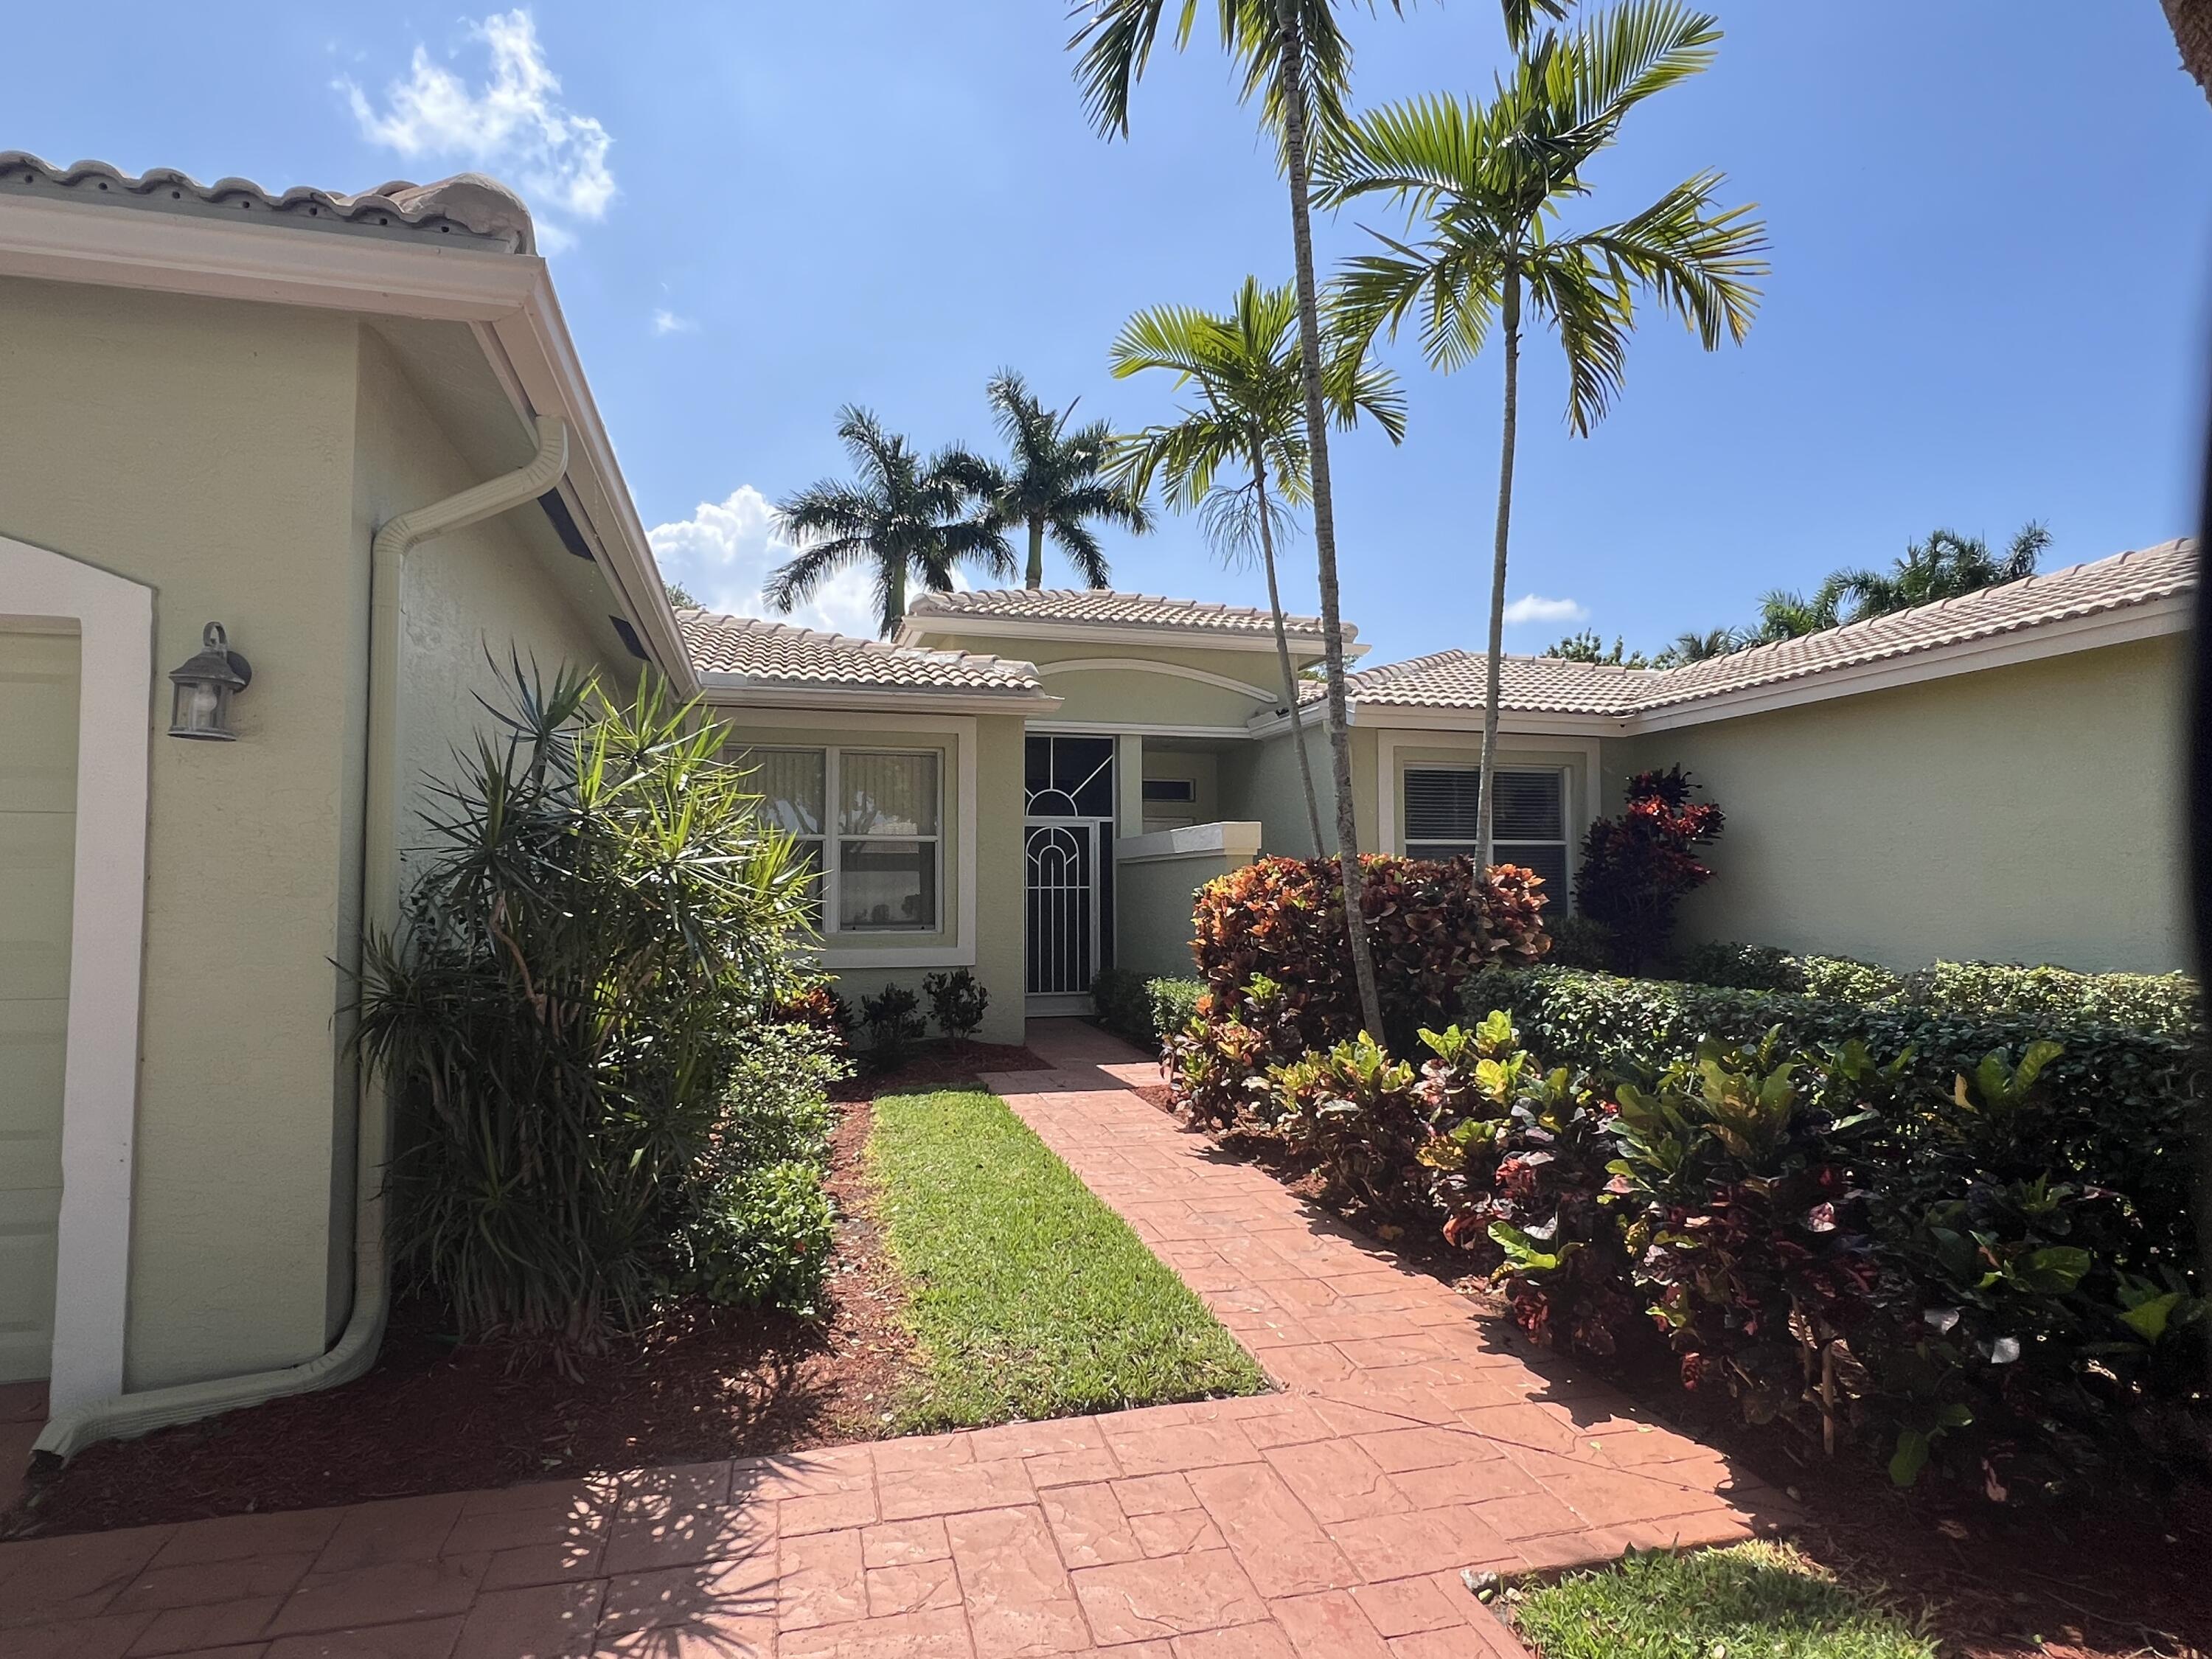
[698,675,1062,719]
[0,195,538,319]
[0,198,696,696]
[1624,597,2194,734]
[898,614,1366,658]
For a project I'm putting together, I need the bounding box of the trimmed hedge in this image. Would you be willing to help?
[1461,964,2202,1279]
[1092,967,1205,1051]
[1671,941,2202,1037]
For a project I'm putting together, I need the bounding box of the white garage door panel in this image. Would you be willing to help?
[0,627,77,1385]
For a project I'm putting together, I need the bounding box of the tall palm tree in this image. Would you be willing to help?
[1108,276,1407,858]
[1070,0,1441,1039]
[983,370,1154,590]
[767,406,1012,639]
[1832,523,2050,621]
[1318,0,1766,871]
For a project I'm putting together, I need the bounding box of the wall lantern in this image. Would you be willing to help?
[167,622,252,741]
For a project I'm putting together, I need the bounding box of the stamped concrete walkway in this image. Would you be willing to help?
[0,1023,1787,1659]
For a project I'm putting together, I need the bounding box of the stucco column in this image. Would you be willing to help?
[1116,732,1144,838]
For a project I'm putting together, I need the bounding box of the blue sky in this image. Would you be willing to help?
[7,3,2206,661]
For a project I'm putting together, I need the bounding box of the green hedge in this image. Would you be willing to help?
[1091,967,1203,1051]
[1462,964,2203,1277]
[1670,941,2202,1036]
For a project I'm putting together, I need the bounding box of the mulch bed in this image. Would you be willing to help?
[2,1044,1048,1542]
[1129,1048,2212,1659]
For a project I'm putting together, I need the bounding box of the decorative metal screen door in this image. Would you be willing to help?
[1023,734,1115,1010]
[1025,821,1096,998]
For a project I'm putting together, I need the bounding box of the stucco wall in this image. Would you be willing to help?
[0,276,363,1389]
[1116,850,1236,979]
[1225,720,1375,858]
[1607,637,2189,972]
[920,633,1290,731]
[716,712,1026,1046]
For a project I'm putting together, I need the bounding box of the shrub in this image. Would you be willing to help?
[861,983,927,1068]
[1092,969,1206,1051]
[1913,959,2201,1036]
[357,665,825,1349]
[1545,913,1617,971]
[773,981,854,1047]
[1189,854,1550,1051]
[1267,1032,1431,1224]
[1148,977,1203,1040]
[1674,941,1905,1004]
[1423,1014,1644,1357]
[923,968,990,1044]
[1573,766,1723,972]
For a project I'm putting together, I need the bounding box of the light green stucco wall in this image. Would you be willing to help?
[1226,720,1376,858]
[717,712,1027,1046]
[1116,852,1237,980]
[1607,638,2189,972]
[922,633,1290,731]
[0,276,363,1389]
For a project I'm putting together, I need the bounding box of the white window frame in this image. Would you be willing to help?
[730,717,973,969]
[1379,732,1595,917]
[828,746,942,935]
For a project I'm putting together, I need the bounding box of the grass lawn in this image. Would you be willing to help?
[1512,1543,1935,1659]
[867,1087,1267,1430]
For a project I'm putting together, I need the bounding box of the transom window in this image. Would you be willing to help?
[1403,766,1571,905]
[745,747,942,932]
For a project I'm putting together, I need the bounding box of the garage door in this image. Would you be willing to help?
[0,628,77,1383]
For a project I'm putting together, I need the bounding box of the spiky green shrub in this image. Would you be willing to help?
[358,664,830,1351]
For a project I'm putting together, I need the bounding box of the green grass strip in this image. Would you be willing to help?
[867,1088,1267,1431]
[1512,1543,1935,1659]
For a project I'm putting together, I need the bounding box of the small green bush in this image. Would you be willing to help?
[1674,940,1905,1002]
[1147,976,1203,1040]
[923,967,989,1044]
[861,983,927,1068]
[1091,970,1204,1050]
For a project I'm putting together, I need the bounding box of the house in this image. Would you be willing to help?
[0,156,697,1441]
[0,144,2190,1458]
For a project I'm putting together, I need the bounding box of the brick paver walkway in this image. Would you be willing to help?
[0,1022,1788,1658]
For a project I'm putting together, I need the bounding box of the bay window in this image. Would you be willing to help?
[745,746,942,933]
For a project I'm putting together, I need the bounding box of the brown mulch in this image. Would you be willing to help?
[2,1062,1052,1542]
[828,1040,1049,1102]
[1129,1051,2212,1659]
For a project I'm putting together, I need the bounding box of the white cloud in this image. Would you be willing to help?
[649,487,882,639]
[652,308,698,336]
[340,10,613,244]
[1501,593,1587,627]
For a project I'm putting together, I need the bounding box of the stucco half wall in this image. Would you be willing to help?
[1607,635,2190,973]
[1115,822,1263,980]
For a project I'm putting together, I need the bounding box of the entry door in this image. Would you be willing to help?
[0,628,78,1383]
[1026,821,1102,1006]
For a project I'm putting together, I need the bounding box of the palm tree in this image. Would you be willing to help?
[1653,625,1738,666]
[1318,0,1766,871]
[2162,0,2212,103]
[767,406,1012,639]
[983,370,1155,589]
[1831,523,2049,622]
[1747,580,1846,644]
[1070,0,1449,1039]
[1108,276,1407,858]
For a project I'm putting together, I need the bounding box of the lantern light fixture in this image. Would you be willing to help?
[167,622,252,741]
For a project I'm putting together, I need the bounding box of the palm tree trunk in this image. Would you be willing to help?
[1272,0,1387,1042]
[886,557,908,639]
[1475,264,1522,873]
[1252,448,1327,859]
[1026,516,1046,588]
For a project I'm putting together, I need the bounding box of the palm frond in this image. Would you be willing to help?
[1570,171,1767,349]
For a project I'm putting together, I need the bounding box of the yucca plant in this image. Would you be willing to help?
[356,660,822,1354]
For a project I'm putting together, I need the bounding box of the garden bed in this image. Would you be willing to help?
[1129,1073,2212,1658]
[4,1089,919,1540]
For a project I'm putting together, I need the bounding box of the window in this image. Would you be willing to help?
[1141,779,1196,804]
[744,747,942,932]
[1403,766,1571,905]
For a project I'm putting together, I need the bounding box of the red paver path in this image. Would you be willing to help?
[0,1021,1792,1658]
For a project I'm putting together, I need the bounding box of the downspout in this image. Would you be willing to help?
[34,415,571,1464]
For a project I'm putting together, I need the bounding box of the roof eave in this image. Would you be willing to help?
[899,611,1367,658]
[696,673,1064,717]
[0,192,696,697]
